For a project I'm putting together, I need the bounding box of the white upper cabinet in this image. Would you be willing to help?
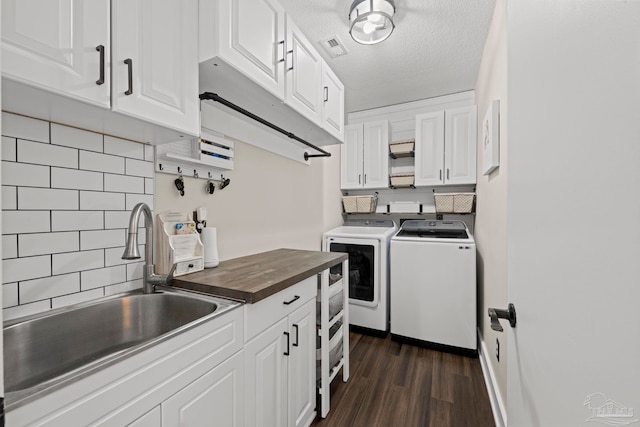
[111,0,200,136]
[341,124,365,189]
[1,0,111,108]
[285,16,322,125]
[444,106,477,185]
[341,120,390,190]
[1,0,200,140]
[415,111,446,186]
[415,105,477,186]
[321,60,345,142]
[214,0,286,100]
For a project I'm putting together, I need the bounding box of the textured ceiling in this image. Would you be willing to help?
[278,0,496,113]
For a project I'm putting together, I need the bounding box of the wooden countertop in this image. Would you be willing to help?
[171,248,348,303]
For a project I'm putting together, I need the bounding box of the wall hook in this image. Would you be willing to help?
[208,171,213,179]
[193,169,199,179]
[206,180,216,195]
[219,174,231,190]
[177,166,182,174]
[174,175,185,197]
[159,163,164,171]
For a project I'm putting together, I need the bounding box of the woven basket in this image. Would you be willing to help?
[434,193,475,213]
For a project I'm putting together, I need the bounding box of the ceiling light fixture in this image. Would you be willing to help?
[349,0,396,45]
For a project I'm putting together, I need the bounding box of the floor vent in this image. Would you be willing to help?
[319,36,349,58]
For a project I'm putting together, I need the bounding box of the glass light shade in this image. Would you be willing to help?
[349,0,396,45]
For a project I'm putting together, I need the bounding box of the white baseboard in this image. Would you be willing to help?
[478,329,507,427]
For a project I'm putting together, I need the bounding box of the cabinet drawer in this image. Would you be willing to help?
[244,276,316,342]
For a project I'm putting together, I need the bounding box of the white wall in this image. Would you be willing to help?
[155,139,343,261]
[473,0,508,423]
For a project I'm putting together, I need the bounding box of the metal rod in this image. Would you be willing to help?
[199,92,331,160]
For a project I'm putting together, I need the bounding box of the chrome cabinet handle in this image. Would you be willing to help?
[286,50,294,71]
[283,331,290,356]
[323,86,329,102]
[277,41,285,63]
[292,324,299,347]
[96,45,105,85]
[124,58,133,95]
[283,295,300,305]
[488,304,517,332]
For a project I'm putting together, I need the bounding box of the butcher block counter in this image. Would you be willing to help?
[171,248,347,303]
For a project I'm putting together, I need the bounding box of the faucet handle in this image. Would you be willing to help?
[167,263,178,282]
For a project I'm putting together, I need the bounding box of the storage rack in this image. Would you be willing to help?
[316,259,350,418]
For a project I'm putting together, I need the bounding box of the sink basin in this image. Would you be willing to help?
[3,287,240,408]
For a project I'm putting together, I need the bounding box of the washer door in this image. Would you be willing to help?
[325,236,380,308]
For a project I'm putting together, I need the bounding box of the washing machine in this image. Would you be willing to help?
[323,219,397,335]
[390,220,476,353]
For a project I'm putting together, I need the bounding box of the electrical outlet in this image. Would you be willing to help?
[496,338,500,362]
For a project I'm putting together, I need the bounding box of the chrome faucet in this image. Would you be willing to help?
[122,202,175,293]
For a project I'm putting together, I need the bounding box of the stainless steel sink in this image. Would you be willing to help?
[3,287,241,409]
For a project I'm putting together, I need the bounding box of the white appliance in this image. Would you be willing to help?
[322,219,397,334]
[390,220,476,353]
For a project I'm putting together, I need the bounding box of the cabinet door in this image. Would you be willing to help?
[444,106,477,185]
[415,111,445,186]
[162,351,244,427]
[218,0,286,100]
[1,0,110,108]
[111,0,199,136]
[321,61,345,142]
[363,120,390,189]
[245,318,288,427]
[341,124,364,190]
[285,17,323,126]
[128,407,161,427]
[288,299,316,427]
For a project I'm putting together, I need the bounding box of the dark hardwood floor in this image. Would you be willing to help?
[312,331,495,427]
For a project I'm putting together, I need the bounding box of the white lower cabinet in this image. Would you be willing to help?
[162,351,244,427]
[244,277,317,427]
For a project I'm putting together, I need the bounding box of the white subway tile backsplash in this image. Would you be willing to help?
[126,262,144,281]
[3,186,17,210]
[3,255,51,283]
[126,194,154,211]
[125,158,154,178]
[3,300,51,321]
[51,124,103,152]
[2,137,17,161]
[2,161,50,187]
[20,273,80,304]
[52,288,104,309]
[144,145,154,162]
[80,191,125,211]
[145,178,154,195]
[52,168,103,191]
[104,136,144,160]
[3,211,51,234]
[3,283,18,308]
[19,187,79,210]
[53,250,104,275]
[2,112,49,143]
[104,173,144,194]
[80,151,124,174]
[105,211,144,229]
[18,139,78,168]
[3,235,17,259]
[80,229,124,250]
[52,211,104,231]
[104,279,142,296]
[2,116,154,314]
[19,232,79,257]
[81,265,126,290]
[105,246,144,266]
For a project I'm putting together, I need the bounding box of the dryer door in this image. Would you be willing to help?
[325,236,380,308]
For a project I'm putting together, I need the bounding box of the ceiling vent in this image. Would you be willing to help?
[319,36,349,58]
